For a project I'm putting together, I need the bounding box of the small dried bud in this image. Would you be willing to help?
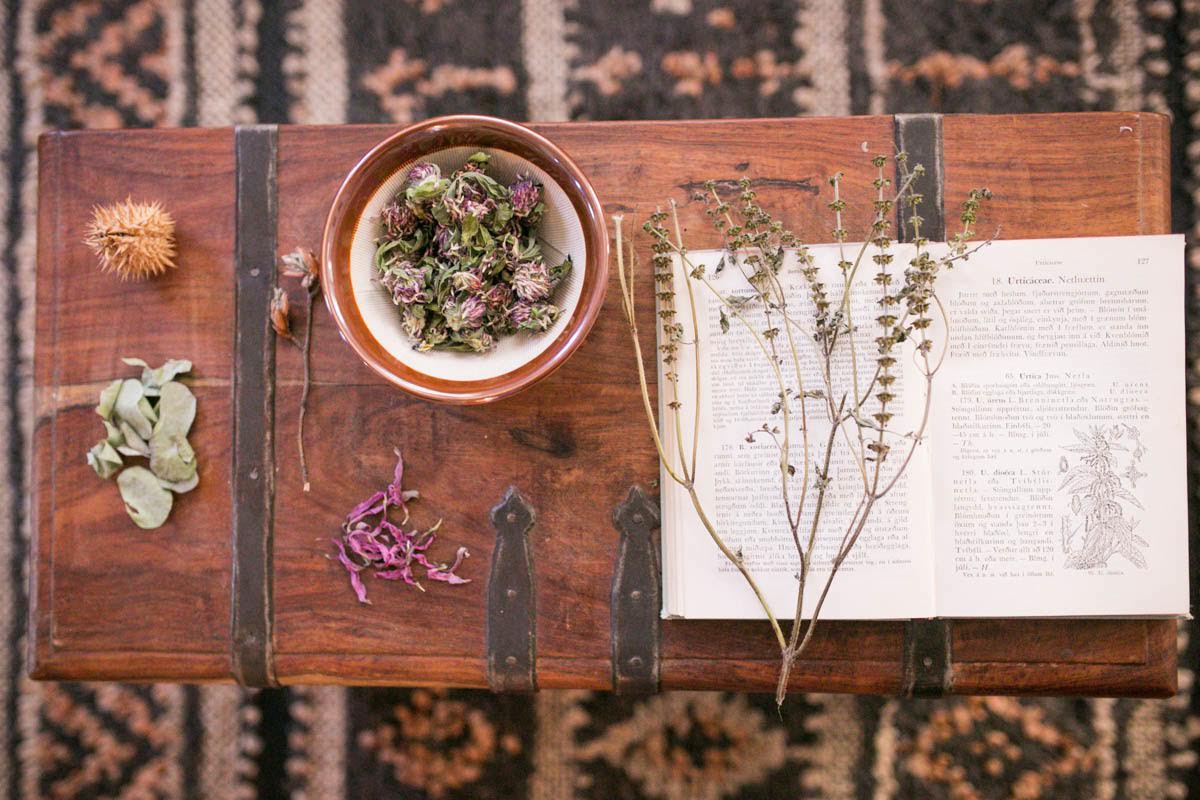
[270,287,293,340]
[281,247,320,291]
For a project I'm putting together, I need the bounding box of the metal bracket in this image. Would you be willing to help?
[903,619,952,697]
[487,487,537,692]
[611,487,661,694]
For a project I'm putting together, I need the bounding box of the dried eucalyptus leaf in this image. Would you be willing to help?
[149,432,197,482]
[114,379,152,440]
[103,420,123,447]
[96,380,123,420]
[144,358,193,389]
[138,396,158,425]
[117,466,173,529]
[121,357,150,369]
[154,362,192,386]
[153,381,196,438]
[157,472,199,494]
[117,420,150,456]
[86,441,122,479]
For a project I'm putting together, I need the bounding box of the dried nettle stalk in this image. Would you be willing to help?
[615,155,991,705]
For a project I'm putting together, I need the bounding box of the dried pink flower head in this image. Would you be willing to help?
[406,162,441,186]
[382,201,419,239]
[508,301,533,328]
[509,174,542,218]
[452,269,483,293]
[482,282,512,310]
[460,295,487,329]
[513,261,551,302]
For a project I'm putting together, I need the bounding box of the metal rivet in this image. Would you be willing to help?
[629,656,643,668]
[506,512,517,524]
[506,588,517,599]
[632,513,644,524]
[630,589,642,601]
[505,655,517,666]
[922,656,933,668]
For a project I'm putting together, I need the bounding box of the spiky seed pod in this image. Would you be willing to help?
[84,199,177,280]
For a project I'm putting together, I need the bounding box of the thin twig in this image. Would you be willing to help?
[298,287,316,492]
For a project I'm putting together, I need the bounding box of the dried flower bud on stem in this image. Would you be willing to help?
[271,248,323,491]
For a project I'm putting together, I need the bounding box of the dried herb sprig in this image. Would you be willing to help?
[332,450,471,604]
[617,158,992,706]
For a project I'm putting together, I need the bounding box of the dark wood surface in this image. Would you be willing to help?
[31,113,1178,696]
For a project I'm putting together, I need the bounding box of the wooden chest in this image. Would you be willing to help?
[30,112,1177,696]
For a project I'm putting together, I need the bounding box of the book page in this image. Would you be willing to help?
[660,245,936,620]
[930,234,1188,617]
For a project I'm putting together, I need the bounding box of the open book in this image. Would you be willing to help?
[658,234,1187,620]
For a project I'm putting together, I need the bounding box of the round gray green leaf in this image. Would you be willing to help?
[117,466,174,529]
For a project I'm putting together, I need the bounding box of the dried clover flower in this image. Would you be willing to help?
[332,450,470,604]
[374,152,570,352]
[85,199,177,280]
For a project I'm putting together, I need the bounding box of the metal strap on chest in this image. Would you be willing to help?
[230,124,280,688]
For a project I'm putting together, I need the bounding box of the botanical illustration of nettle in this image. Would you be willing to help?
[1059,424,1148,570]
[614,155,991,705]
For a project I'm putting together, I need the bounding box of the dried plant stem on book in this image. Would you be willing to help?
[615,157,991,705]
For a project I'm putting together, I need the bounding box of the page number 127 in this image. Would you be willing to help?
[1137,257,1150,265]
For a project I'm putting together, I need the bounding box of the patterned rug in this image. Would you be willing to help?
[3,0,1199,797]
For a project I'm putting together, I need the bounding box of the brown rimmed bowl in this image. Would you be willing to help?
[321,115,608,404]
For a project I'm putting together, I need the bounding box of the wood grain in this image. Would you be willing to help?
[32,114,1178,696]
[31,129,235,681]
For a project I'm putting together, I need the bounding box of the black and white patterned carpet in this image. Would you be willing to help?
[2,0,1199,797]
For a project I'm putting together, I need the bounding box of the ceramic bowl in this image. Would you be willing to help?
[321,115,608,404]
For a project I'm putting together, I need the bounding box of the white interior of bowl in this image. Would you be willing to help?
[349,146,587,383]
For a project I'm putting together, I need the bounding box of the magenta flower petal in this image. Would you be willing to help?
[333,449,470,602]
[333,538,371,604]
[346,490,386,525]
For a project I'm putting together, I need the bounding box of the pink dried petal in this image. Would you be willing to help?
[333,448,470,601]
[346,531,385,564]
[333,538,371,604]
[347,491,386,525]
[416,547,471,583]
[425,570,470,585]
[386,451,416,511]
[376,565,418,584]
